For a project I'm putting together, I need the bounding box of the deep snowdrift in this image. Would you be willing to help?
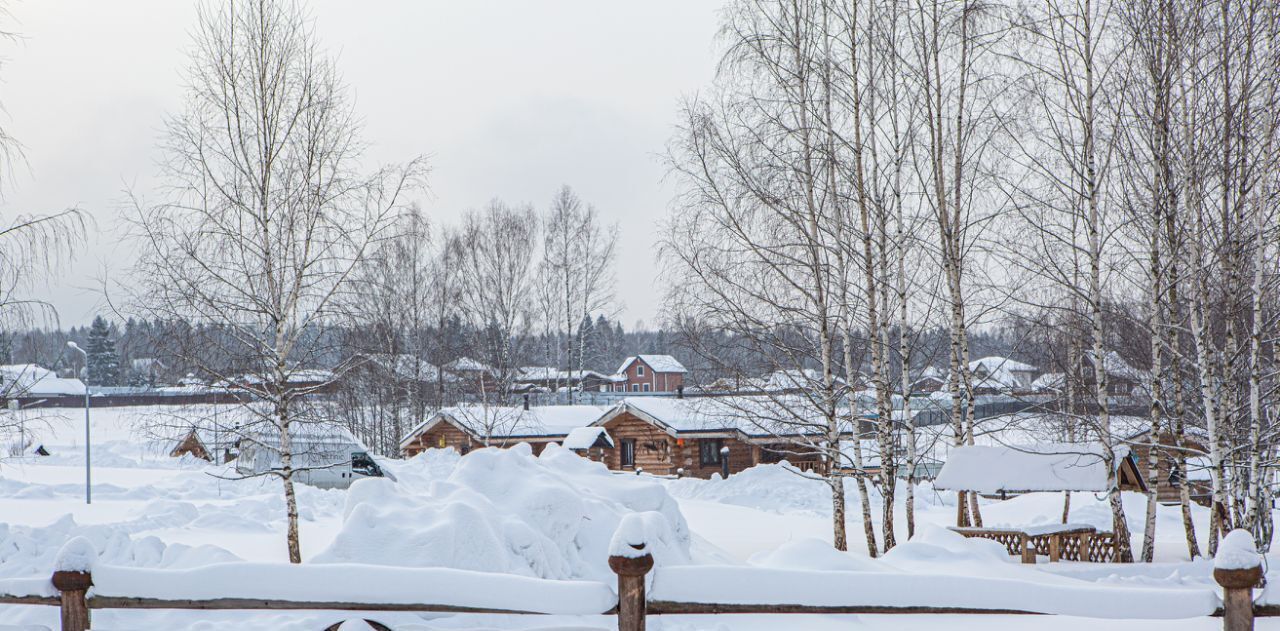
[313,444,691,581]
[664,460,945,515]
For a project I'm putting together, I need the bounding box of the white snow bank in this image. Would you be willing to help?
[881,524,1013,566]
[315,443,690,581]
[747,538,884,572]
[648,565,1219,618]
[1215,529,1261,570]
[0,515,242,580]
[665,462,941,515]
[87,562,616,614]
[54,536,97,573]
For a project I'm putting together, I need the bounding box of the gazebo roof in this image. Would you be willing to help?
[934,443,1145,494]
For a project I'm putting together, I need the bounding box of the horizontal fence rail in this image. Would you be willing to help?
[0,539,1269,631]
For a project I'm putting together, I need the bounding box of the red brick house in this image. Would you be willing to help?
[609,355,687,393]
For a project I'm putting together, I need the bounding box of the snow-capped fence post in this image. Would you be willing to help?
[1215,529,1264,631]
[51,537,97,631]
[609,515,655,631]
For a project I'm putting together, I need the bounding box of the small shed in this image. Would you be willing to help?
[934,443,1147,495]
[169,428,212,461]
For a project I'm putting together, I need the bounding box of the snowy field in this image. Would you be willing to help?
[0,405,1277,630]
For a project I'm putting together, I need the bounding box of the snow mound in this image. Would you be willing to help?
[881,523,1012,565]
[609,512,680,559]
[1216,529,1262,570]
[54,536,97,573]
[748,538,885,572]
[664,462,853,513]
[664,461,942,515]
[314,443,691,581]
[0,515,242,579]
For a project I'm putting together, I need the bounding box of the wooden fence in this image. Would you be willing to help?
[950,525,1121,563]
[0,538,1266,631]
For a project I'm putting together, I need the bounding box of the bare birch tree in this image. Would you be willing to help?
[130,0,425,563]
[539,185,618,401]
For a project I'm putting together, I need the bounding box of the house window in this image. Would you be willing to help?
[642,383,651,392]
[631,384,639,392]
[637,364,645,377]
[699,439,724,466]
[620,439,636,468]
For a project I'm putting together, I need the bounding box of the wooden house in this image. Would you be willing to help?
[587,397,856,478]
[1119,422,1211,506]
[399,404,609,457]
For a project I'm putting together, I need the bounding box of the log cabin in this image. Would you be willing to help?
[587,397,858,478]
[399,404,609,457]
[399,396,860,479]
[1120,424,1211,506]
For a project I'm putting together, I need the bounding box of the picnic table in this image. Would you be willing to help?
[949,524,1112,563]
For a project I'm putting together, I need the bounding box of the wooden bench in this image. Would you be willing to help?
[949,524,1109,563]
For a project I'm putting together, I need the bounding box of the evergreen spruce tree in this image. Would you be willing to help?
[85,316,121,386]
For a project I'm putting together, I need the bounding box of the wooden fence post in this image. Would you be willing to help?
[51,570,92,631]
[609,550,654,631]
[1215,563,1262,631]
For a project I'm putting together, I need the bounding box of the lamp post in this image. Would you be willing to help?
[67,342,90,505]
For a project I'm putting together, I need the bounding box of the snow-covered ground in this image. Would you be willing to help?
[0,405,1275,630]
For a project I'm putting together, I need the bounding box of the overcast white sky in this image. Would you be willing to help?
[0,1,726,329]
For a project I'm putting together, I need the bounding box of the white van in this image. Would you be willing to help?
[236,424,395,490]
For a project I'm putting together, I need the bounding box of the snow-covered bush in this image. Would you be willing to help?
[314,443,691,581]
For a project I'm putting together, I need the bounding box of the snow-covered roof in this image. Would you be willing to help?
[755,369,846,392]
[563,426,614,450]
[0,364,87,397]
[917,366,945,380]
[617,355,687,374]
[966,356,1038,391]
[597,396,858,438]
[516,367,607,382]
[445,357,491,373]
[237,368,335,386]
[365,354,441,381]
[970,357,1037,373]
[399,404,609,447]
[1032,372,1066,391]
[1088,350,1148,383]
[934,443,1127,493]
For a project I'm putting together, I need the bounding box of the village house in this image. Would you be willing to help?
[608,355,687,393]
[966,356,1039,394]
[399,403,610,457]
[587,396,859,477]
[399,396,860,478]
[909,366,947,394]
[1116,418,1211,506]
[514,366,613,392]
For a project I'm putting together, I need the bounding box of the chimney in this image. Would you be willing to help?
[523,393,530,410]
[677,385,684,399]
